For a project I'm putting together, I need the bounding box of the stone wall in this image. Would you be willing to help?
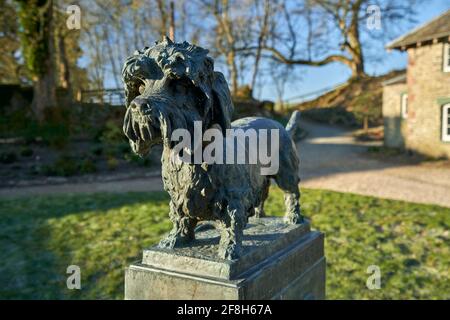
[382,82,407,148]
[406,42,450,158]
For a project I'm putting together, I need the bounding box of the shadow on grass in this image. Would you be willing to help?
[0,191,171,299]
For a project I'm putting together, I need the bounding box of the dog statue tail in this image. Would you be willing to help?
[285,110,302,140]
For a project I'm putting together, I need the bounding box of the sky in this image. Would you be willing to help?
[260,0,450,103]
[96,0,450,103]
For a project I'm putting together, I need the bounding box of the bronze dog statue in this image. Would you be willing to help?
[122,37,303,259]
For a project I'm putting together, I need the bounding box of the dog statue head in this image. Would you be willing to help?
[122,37,234,156]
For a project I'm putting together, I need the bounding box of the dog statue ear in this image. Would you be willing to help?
[211,72,234,132]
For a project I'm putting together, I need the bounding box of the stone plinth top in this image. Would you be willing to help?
[142,218,311,280]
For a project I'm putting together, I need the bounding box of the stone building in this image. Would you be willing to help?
[383,10,450,158]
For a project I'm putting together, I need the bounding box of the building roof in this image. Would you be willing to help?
[386,10,450,50]
[382,73,406,86]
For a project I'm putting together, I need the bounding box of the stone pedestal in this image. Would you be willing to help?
[125,217,325,300]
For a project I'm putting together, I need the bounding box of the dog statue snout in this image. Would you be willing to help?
[130,97,151,115]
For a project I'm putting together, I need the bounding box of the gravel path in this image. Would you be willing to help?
[2,119,449,208]
[298,120,450,208]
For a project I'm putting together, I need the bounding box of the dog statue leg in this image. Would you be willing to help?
[284,189,304,224]
[218,205,245,260]
[255,179,270,218]
[254,202,266,218]
[159,201,197,249]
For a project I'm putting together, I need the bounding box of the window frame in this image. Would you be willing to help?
[442,104,450,142]
[444,42,450,73]
[401,93,408,119]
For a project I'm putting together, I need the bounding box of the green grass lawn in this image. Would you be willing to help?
[0,188,449,299]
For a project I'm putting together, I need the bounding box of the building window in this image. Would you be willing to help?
[444,43,450,72]
[401,93,408,119]
[443,104,450,142]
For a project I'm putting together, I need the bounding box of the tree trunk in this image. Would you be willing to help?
[56,32,71,92]
[346,33,366,79]
[32,67,56,122]
[363,116,369,133]
[250,0,270,92]
[227,50,238,95]
[32,0,57,122]
[103,26,121,89]
[346,0,366,79]
[217,0,238,95]
[157,0,168,38]
[349,58,365,79]
[169,1,175,41]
